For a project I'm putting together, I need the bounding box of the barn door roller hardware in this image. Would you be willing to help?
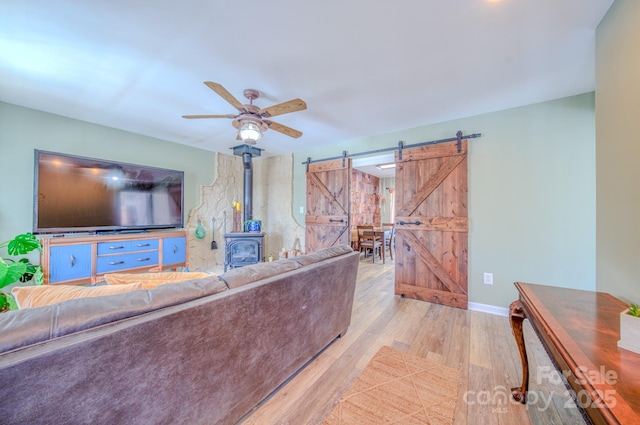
[398,141,404,161]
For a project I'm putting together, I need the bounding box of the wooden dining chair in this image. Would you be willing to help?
[356,225,372,254]
[383,224,395,260]
[356,225,373,242]
[359,230,383,263]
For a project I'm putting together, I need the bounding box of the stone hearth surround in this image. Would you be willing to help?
[186,152,304,273]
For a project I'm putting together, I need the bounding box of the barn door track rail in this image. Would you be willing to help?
[302,131,481,170]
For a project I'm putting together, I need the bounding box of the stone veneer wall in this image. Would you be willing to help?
[186,153,243,272]
[253,154,305,259]
[186,152,304,272]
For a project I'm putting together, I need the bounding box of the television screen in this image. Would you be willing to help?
[33,150,184,234]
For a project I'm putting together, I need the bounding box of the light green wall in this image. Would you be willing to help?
[294,93,596,308]
[0,102,216,244]
[0,91,600,309]
[595,0,640,304]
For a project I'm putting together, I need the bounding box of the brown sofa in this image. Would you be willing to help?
[0,245,359,425]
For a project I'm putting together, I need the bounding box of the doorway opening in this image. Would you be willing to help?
[352,153,396,227]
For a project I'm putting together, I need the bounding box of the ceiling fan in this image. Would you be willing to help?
[182,81,307,144]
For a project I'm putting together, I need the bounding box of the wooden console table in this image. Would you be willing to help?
[510,282,640,424]
[40,230,188,285]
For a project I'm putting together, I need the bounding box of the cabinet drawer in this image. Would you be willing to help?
[163,236,187,265]
[97,239,159,255]
[96,251,159,274]
[49,245,92,283]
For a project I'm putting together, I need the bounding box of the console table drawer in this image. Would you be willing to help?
[96,251,159,274]
[97,239,159,255]
[49,244,92,283]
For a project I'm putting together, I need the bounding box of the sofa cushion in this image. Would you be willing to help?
[219,259,301,289]
[0,275,227,353]
[104,271,215,289]
[11,282,145,309]
[289,244,353,267]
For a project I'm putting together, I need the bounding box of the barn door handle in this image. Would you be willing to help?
[329,219,345,223]
[397,220,421,225]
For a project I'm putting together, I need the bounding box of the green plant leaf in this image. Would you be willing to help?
[0,261,27,289]
[0,261,7,289]
[6,293,18,310]
[0,292,10,312]
[32,266,44,285]
[6,233,41,256]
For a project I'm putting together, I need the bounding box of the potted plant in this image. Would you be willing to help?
[618,303,640,354]
[243,219,263,233]
[0,233,43,312]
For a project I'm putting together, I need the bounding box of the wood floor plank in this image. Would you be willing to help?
[241,256,586,425]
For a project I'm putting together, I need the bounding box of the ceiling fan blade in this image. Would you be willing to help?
[264,120,303,138]
[182,114,235,119]
[203,81,246,112]
[260,98,307,118]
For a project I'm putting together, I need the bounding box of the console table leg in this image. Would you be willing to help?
[509,300,529,404]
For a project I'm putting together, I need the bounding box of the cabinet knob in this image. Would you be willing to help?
[137,257,151,262]
[109,261,125,265]
[137,243,150,247]
[70,255,75,267]
[109,245,125,250]
[173,245,178,254]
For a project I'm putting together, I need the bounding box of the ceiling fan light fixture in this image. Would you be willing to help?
[238,121,262,144]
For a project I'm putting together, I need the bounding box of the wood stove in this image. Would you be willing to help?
[224,144,265,272]
[224,232,264,271]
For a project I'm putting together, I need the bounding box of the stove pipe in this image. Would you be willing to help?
[243,152,252,223]
[232,144,262,228]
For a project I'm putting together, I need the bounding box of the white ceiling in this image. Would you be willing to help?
[1,0,613,163]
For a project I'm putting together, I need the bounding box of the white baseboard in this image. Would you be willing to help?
[468,302,509,317]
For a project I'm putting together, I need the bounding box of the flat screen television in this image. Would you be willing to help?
[33,150,184,234]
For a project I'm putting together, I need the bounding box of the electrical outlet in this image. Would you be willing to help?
[483,272,493,285]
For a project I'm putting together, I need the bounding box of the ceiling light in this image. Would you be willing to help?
[376,163,396,170]
[238,121,262,145]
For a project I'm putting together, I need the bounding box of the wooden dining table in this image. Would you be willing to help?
[351,227,391,263]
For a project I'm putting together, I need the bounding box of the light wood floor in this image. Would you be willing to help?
[241,256,587,425]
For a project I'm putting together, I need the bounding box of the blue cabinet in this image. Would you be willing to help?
[162,237,187,266]
[49,244,92,283]
[41,231,188,285]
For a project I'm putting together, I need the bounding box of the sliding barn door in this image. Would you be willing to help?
[394,140,468,309]
[305,158,351,253]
